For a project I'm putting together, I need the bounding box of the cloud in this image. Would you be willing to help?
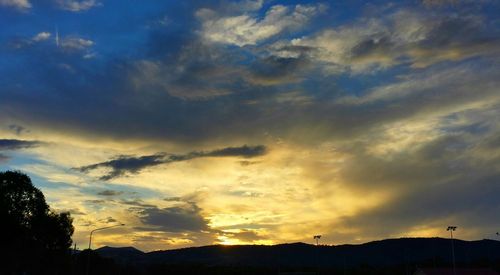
[1,2,498,147]
[2,11,498,148]
[60,36,94,51]
[339,61,499,106]
[0,139,41,150]
[55,0,100,12]
[199,3,325,46]
[101,216,118,223]
[1,1,499,250]
[272,9,500,73]
[203,145,267,157]
[0,153,10,163]
[6,32,93,58]
[222,229,263,242]
[77,153,166,180]
[421,0,458,7]
[84,199,108,205]
[131,52,239,99]
[8,125,28,135]
[247,55,311,85]
[136,203,210,233]
[0,0,31,10]
[120,199,156,208]
[224,0,263,13]
[97,190,124,196]
[76,145,267,180]
[299,97,500,241]
[32,32,51,42]
[65,208,86,215]
[7,32,53,49]
[164,196,182,202]
[336,156,500,239]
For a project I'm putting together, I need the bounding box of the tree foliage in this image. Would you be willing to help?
[0,170,74,274]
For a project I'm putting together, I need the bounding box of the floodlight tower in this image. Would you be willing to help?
[447,226,457,275]
[314,235,321,246]
[313,235,322,274]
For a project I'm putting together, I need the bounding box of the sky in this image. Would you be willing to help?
[1,0,499,252]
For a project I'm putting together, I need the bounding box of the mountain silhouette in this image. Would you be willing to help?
[95,237,500,269]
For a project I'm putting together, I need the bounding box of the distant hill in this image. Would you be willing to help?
[96,238,500,269]
[96,246,145,264]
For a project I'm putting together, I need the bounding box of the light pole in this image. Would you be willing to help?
[314,235,321,246]
[313,235,322,275]
[86,223,125,275]
[447,226,457,275]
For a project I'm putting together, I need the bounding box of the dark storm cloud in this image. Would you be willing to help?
[0,139,41,150]
[76,145,267,180]
[136,203,209,233]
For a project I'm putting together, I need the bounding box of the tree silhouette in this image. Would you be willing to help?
[0,170,74,274]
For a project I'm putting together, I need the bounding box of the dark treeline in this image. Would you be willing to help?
[1,171,73,275]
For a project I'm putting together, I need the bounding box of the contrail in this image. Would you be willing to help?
[55,26,59,47]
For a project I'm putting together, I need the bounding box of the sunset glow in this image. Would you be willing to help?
[1,0,499,252]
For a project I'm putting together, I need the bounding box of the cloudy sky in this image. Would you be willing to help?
[1,0,499,251]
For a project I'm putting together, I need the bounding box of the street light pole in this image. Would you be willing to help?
[86,223,125,275]
[88,223,125,250]
[447,226,457,275]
